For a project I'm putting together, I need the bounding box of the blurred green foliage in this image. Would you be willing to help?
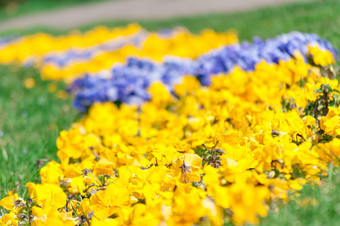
[0,0,95,8]
[0,0,107,21]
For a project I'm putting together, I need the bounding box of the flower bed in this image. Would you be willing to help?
[0,25,339,225]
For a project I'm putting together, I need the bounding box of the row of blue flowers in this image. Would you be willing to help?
[68,32,338,112]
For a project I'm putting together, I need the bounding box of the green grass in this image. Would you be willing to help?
[0,0,110,22]
[1,0,340,225]
[0,65,78,198]
[1,0,339,51]
[260,166,340,226]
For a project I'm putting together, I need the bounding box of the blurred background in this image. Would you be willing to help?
[0,0,96,16]
[0,0,303,32]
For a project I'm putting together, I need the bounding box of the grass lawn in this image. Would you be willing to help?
[1,0,340,225]
[0,0,110,22]
[260,167,340,226]
[0,65,77,197]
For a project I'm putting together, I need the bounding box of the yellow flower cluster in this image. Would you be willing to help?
[2,53,340,225]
